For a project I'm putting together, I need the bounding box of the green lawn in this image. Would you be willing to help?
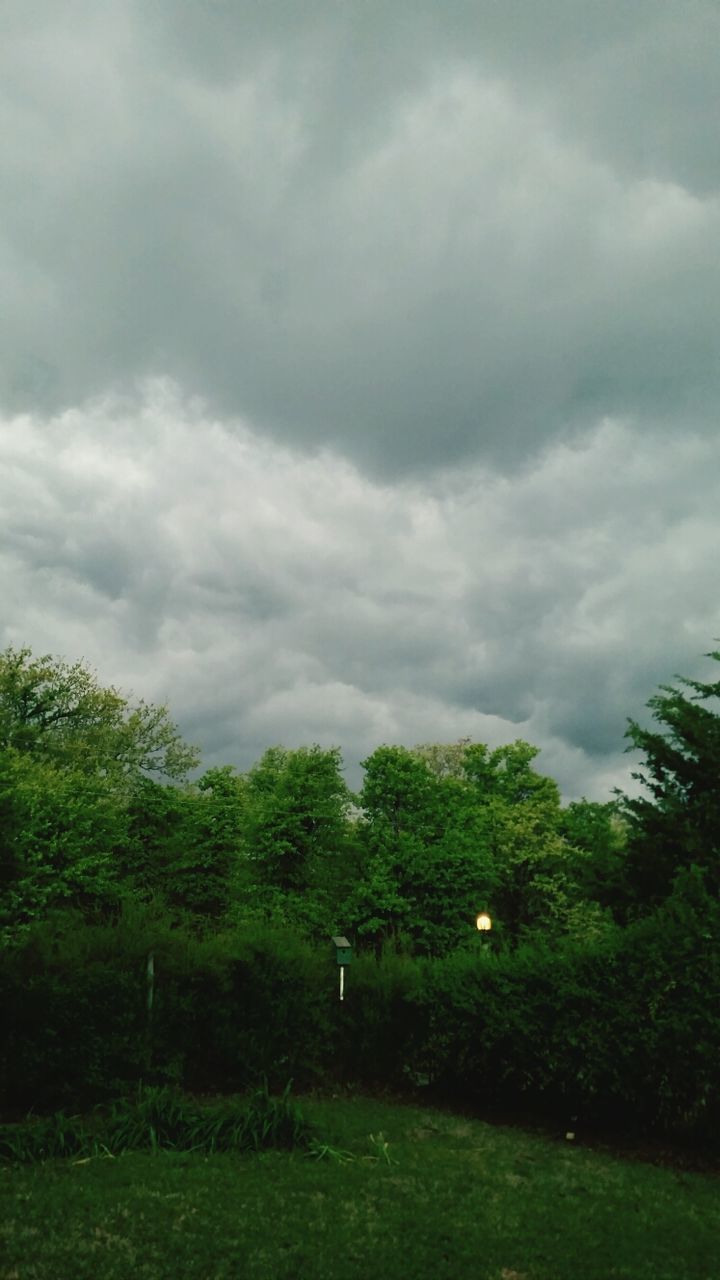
[1,1095,718,1280]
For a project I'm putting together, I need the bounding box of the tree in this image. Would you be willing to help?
[0,646,198,786]
[352,746,439,950]
[410,739,472,779]
[120,767,247,918]
[181,766,248,917]
[353,739,598,954]
[0,646,199,936]
[243,745,351,895]
[459,741,605,942]
[355,746,497,955]
[559,799,627,915]
[0,747,127,938]
[620,648,720,911]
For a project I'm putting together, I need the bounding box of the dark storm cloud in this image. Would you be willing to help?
[1,1,718,473]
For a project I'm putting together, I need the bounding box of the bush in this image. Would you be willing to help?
[0,1081,313,1162]
[0,906,343,1113]
[333,945,423,1087]
[411,883,720,1141]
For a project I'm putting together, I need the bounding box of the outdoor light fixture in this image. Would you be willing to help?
[476,912,492,932]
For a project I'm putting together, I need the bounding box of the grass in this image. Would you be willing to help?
[1,1094,718,1280]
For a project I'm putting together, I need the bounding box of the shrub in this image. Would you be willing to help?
[0,906,341,1113]
[0,1081,313,1162]
[411,885,720,1141]
[3,890,719,1145]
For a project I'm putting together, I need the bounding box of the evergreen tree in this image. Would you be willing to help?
[620,648,720,911]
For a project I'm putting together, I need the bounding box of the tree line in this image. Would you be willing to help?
[2,643,719,955]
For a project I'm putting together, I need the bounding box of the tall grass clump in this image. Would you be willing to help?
[0,1082,313,1163]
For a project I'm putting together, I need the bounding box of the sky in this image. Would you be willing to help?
[1,0,719,799]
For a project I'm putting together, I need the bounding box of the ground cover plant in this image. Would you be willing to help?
[1,1095,718,1280]
[0,1082,313,1163]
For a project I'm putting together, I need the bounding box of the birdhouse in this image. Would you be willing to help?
[332,935,352,966]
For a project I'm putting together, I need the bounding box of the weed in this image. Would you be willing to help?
[368,1131,396,1165]
[306,1140,355,1163]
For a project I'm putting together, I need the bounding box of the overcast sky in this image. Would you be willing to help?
[2,1,719,798]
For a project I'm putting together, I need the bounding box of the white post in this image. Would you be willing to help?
[339,965,345,1002]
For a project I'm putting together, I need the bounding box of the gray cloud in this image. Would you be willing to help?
[1,2,718,473]
[1,386,718,799]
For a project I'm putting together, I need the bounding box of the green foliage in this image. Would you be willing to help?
[353,739,592,953]
[354,746,494,954]
[0,642,646,952]
[0,906,339,1112]
[119,767,246,918]
[0,748,127,937]
[119,778,191,900]
[0,646,198,785]
[191,765,248,916]
[0,1082,312,1163]
[3,638,720,1153]
[412,878,720,1140]
[559,798,628,914]
[462,742,591,942]
[335,946,424,1085]
[0,646,199,936]
[621,648,720,911]
[5,893,720,1144]
[243,745,352,894]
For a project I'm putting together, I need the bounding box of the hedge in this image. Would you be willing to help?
[2,891,719,1144]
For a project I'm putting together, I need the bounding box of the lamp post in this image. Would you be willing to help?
[476,912,492,947]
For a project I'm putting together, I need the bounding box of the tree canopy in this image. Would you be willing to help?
[0,647,199,936]
[0,646,198,784]
[5,639,720,955]
[620,648,720,911]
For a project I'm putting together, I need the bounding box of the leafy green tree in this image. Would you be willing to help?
[0,748,126,938]
[119,778,190,901]
[559,799,627,915]
[351,740,602,955]
[361,746,441,843]
[459,741,598,943]
[118,767,248,919]
[243,745,352,896]
[620,648,720,911]
[353,747,440,950]
[0,646,198,936]
[410,739,472,779]
[0,646,198,786]
[354,746,496,955]
[182,766,248,917]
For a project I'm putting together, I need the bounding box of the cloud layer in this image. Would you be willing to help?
[2,384,718,797]
[2,1,718,473]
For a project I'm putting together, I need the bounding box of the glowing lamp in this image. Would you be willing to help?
[476,913,493,932]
